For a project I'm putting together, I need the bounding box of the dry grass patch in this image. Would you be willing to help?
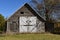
[0,34,60,40]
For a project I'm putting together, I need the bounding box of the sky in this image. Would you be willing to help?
[0,0,30,18]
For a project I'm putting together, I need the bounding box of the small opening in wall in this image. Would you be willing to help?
[20,12,24,14]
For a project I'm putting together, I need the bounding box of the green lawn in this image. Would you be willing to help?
[0,34,60,40]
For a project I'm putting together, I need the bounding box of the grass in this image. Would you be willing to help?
[0,33,60,40]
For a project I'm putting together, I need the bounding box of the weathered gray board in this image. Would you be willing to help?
[7,3,45,33]
[19,16,37,33]
[19,16,45,33]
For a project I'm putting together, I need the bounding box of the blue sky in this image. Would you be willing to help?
[0,0,30,18]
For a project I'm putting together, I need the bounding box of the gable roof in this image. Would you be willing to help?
[25,3,45,22]
[7,3,46,22]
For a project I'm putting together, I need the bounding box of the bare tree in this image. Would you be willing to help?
[44,0,60,22]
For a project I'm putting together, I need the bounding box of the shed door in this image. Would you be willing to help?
[19,16,37,33]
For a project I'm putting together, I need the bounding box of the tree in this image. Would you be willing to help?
[44,0,60,22]
[0,14,5,32]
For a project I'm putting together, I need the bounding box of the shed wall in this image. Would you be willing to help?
[7,5,45,33]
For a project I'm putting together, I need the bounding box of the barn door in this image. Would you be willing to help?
[19,16,37,33]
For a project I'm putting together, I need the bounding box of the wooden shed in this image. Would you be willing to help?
[7,3,46,33]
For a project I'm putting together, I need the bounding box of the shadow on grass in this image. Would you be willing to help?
[51,27,60,35]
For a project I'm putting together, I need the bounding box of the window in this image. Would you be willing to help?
[20,12,24,14]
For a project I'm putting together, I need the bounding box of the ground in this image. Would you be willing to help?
[0,33,60,40]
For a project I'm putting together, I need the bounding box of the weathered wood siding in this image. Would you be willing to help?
[7,4,45,33]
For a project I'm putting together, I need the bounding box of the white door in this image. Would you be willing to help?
[19,16,37,33]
